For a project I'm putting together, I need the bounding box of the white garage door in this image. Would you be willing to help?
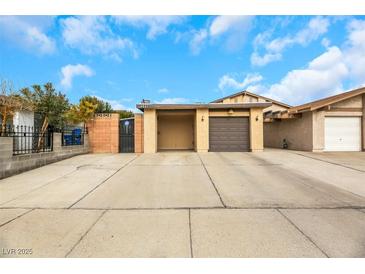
[324,117,361,151]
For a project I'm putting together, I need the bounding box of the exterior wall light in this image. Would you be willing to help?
[201,115,204,122]
[228,109,234,115]
[256,115,259,121]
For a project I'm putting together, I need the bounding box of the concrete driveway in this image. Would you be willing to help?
[1,150,365,258]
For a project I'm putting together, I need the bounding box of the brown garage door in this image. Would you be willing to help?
[209,117,250,152]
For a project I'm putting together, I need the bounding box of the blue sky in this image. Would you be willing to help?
[0,15,364,110]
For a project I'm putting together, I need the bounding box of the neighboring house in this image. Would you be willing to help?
[264,87,365,152]
[136,100,271,153]
[0,110,35,129]
[13,110,35,151]
[13,110,35,128]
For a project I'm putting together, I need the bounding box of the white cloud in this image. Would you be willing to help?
[26,27,55,54]
[250,52,282,67]
[321,37,331,48]
[60,64,94,89]
[209,16,253,52]
[220,19,365,105]
[114,16,186,40]
[344,19,365,85]
[189,29,208,55]
[158,88,169,93]
[94,96,133,110]
[266,16,330,52]
[60,16,138,61]
[0,16,56,54]
[218,73,263,92]
[209,16,252,37]
[262,46,348,104]
[251,16,330,66]
[176,16,253,55]
[155,98,190,104]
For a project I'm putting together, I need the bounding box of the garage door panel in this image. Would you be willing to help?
[324,117,361,151]
[209,117,250,152]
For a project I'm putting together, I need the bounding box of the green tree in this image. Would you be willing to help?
[65,99,98,124]
[20,83,70,130]
[20,83,69,149]
[80,96,113,113]
[114,109,134,119]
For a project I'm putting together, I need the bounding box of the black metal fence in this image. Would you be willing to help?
[0,125,53,155]
[61,128,85,146]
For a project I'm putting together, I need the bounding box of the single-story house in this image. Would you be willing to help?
[135,91,291,153]
[264,87,365,152]
[136,102,270,153]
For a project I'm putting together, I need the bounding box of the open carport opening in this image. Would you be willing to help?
[157,110,195,151]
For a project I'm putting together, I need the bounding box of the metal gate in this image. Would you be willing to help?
[119,118,135,153]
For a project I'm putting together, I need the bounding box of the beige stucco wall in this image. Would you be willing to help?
[312,110,325,152]
[196,108,209,152]
[264,112,313,151]
[249,108,264,152]
[143,109,157,153]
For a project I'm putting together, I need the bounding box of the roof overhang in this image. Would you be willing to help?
[287,86,365,114]
[136,102,272,111]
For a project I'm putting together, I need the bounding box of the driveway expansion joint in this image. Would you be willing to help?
[65,209,108,257]
[277,209,330,258]
[291,151,365,173]
[0,208,35,228]
[67,155,140,209]
[2,206,365,211]
[197,153,227,208]
[0,168,79,207]
[188,209,194,258]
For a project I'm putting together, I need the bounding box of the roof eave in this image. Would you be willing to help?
[136,102,272,111]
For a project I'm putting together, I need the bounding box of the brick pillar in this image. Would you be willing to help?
[87,113,119,153]
[110,115,119,153]
[134,113,144,153]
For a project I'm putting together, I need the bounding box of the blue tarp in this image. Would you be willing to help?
[64,128,82,145]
